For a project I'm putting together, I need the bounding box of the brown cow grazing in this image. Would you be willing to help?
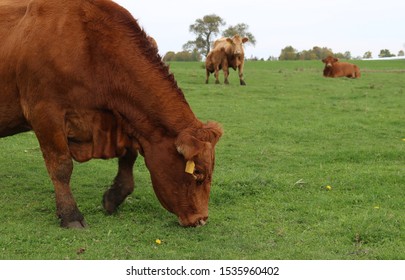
[205,34,249,85]
[0,0,222,228]
[322,56,361,78]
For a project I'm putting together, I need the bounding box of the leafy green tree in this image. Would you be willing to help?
[163,51,175,62]
[222,23,256,45]
[343,51,351,59]
[183,14,225,58]
[378,49,395,58]
[311,46,333,59]
[363,51,372,59]
[398,50,404,56]
[297,50,317,60]
[290,46,333,60]
[279,46,298,60]
[163,50,201,62]
[173,51,192,61]
[334,53,344,59]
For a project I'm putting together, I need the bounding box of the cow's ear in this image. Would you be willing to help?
[196,121,223,146]
[175,132,205,160]
[242,37,249,44]
[175,122,223,160]
[334,58,339,62]
[226,38,233,44]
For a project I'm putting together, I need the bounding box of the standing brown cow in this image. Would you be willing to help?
[205,35,249,85]
[322,56,361,78]
[0,0,223,228]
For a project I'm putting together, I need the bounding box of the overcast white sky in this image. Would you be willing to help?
[114,0,405,59]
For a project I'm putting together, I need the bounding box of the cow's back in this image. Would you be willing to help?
[334,62,361,78]
[0,0,104,137]
[213,38,226,49]
[213,37,233,54]
[0,0,29,49]
[2,0,104,102]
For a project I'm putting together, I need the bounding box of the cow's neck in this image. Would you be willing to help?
[105,60,201,143]
[86,9,202,143]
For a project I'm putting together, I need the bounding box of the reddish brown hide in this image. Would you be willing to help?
[205,34,249,85]
[0,0,222,228]
[322,56,361,78]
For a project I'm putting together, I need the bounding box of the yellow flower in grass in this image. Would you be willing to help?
[325,185,332,191]
[155,239,162,245]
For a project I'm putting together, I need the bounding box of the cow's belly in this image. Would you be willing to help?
[65,109,131,162]
[0,96,31,137]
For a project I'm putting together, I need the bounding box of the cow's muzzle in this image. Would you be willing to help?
[178,216,208,227]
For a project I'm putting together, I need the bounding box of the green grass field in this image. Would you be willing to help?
[0,59,404,259]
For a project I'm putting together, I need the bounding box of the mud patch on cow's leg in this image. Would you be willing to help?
[103,151,136,214]
[48,159,87,229]
[51,159,87,229]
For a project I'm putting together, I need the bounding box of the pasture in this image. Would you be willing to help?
[0,59,404,259]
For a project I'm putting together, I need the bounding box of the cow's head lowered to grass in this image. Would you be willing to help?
[142,122,223,227]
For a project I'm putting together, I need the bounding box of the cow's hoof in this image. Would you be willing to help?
[102,190,119,214]
[215,80,220,84]
[63,220,88,229]
[240,81,246,86]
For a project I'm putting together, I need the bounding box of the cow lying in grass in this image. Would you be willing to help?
[322,56,361,78]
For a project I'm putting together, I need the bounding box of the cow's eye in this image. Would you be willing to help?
[194,169,205,185]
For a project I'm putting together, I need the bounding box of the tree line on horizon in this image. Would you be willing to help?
[162,14,404,62]
[276,46,405,61]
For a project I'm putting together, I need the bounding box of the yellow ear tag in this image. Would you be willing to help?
[185,160,195,174]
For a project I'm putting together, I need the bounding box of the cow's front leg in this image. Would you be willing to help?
[223,67,230,85]
[103,150,137,214]
[205,69,210,84]
[30,105,86,228]
[50,155,86,228]
[238,64,246,86]
[214,66,221,84]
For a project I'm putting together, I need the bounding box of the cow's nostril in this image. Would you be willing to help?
[178,216,208,227]
[197,219,206,227]
[196,217,208,227]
